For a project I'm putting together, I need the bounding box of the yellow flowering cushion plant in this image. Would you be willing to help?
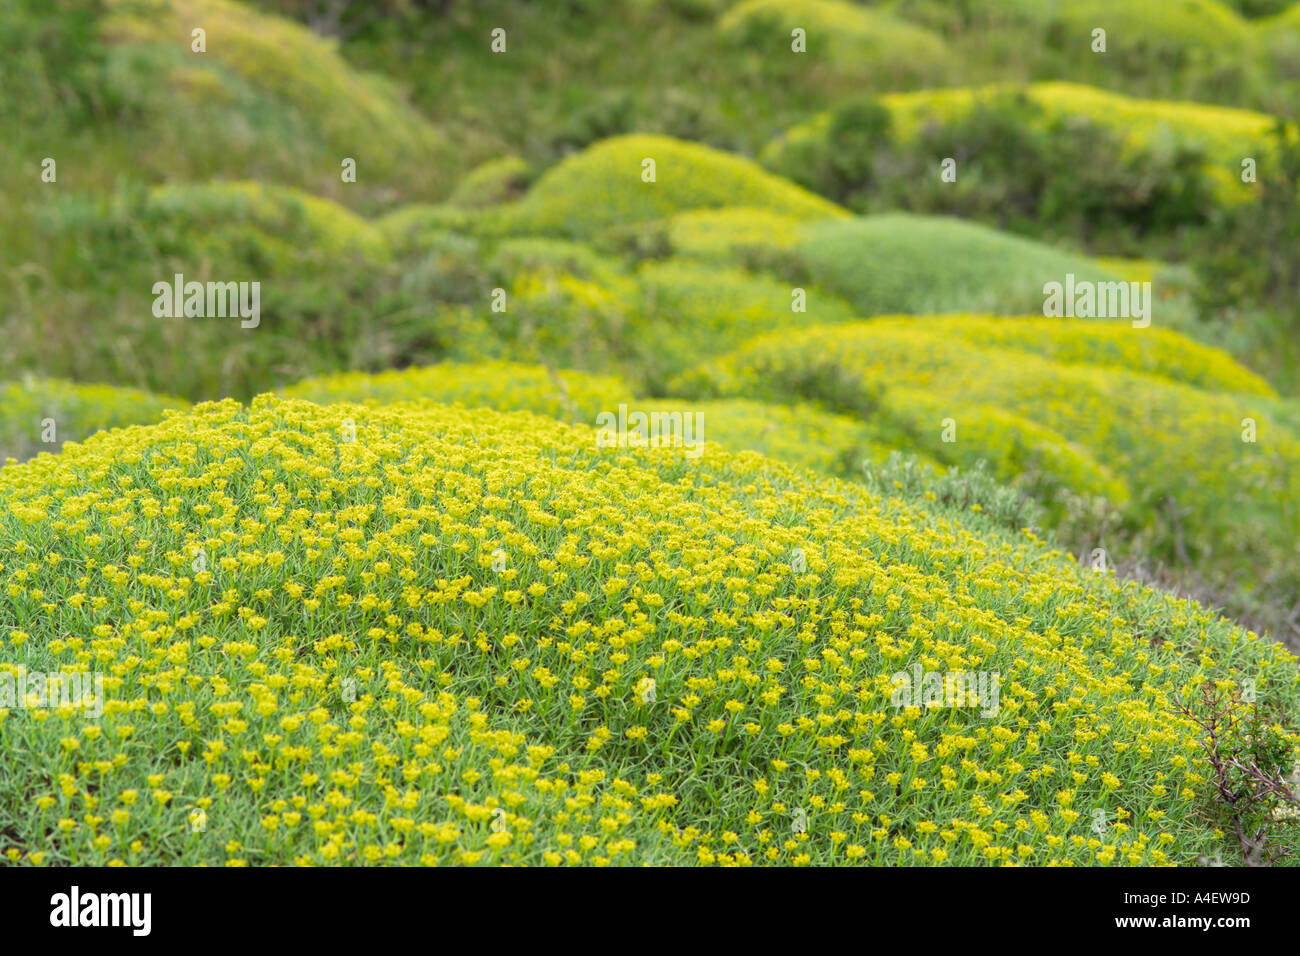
[1,397,1296,866]
[281,361,634,424]
[669,317,1300,584]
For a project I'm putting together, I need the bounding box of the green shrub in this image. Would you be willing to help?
[793,215,1121,316]
[501,134,846,238]
[105,0,453,196]
[4,182,483,401]
[717,0,952,89]
[669,316,1300,598]
[447,156,533,209]
[763,83,1270,253]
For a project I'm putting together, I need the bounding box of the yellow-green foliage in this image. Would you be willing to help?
[1260,4,1300,66]
[503,270,640,377]
[670,317,1300,571]
[1261,2,1300,29]
[502,135,847,238]
[1093,257,1165,285]
[104,0,450,192]
[1,378,188,464]
[447,156,532,209]
[3,396,1296,866]
[717,0,951,85]
[664,207,806,262]
[373,204,479,254]
[281,362,634,424]
[148,181,389,261]
[898,316,1278,397]
[489,238,628,288]
[642,398,922,477]
[1049,0,1256,56]
[623,260,858,363]
[793,214,1121,316]
[873,387,1128,505]
[968,0,1258,71]
[492,261,857,392]
[765,82,1279,205]
[897,83,1275,202]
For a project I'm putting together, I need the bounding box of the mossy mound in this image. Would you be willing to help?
[103,0,452,197]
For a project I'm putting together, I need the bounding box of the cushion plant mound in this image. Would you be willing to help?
[669,317,1300,583]
[717,0,951,86]
[28,181,397,402]
[794,215,1121,316]
[281,361,634,424]
[763,82,1280,210]
[1,395,1297,866]
[447,156,532,210]
[662,207,807,262]
[621,260,858,371]
[904,315,1278,397]
[501,134,847,238]
[1046,0,1257,59]
[103,0,452,194]
[143,181,390,262]
[638,398,932,478]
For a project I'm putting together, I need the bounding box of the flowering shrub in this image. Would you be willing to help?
[641,398,927,477]
[761,83,1278,247]
[904,315,1277,397]
[2,396,1297,866]
[663,208,806,263]
[446,156,532,210]
[475,262,855,394]
[620,261,857,388]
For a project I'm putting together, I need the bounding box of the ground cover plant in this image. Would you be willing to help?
[3,0,1300,871]
[3,398,1299,866]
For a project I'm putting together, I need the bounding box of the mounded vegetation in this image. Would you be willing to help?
[792,215,1123,316]
[4,0,1300,869]
[760,83,1282,253]
[281,361,634,424]
[2,397,1297,865]
[498,134,847,239]
[669,317,1300,626]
